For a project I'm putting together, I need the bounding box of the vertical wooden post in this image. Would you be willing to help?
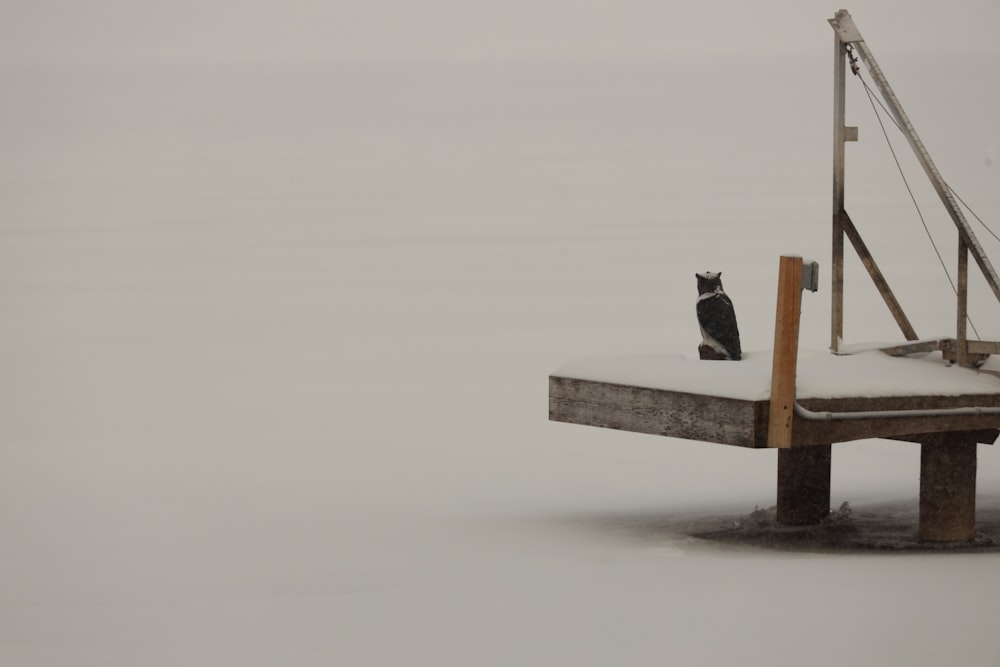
[771,255,829,525]
[777,446,832,526]
[768,255,804,448]
[831,27,847,352]
[920,435,977,542]
[957,238,969,367]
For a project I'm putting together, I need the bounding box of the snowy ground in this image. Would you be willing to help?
[4,3,1000,666]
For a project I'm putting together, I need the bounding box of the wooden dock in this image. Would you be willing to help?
[550,369,1000,449]
[550,352,1000,541]
[547,12,1000,545]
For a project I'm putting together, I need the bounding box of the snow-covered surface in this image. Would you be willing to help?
[5,3,1000,666]
[554,349,1000,400]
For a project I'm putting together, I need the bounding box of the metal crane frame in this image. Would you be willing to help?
[829,9,1000,367]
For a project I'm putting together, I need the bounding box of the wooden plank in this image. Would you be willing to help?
[879,339,947,356]
[889,429,998,446]
[549,376,766,448]
[880,338,1000,359]
[550,373,1000,448]
[768,256,803,448]
[968,340,1000,355]
[842,212,919,341]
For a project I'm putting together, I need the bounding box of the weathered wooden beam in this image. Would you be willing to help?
[550,372,1000,448]
[919,434,978,542]
[768,256,804,448]
[548,376,767,448]
[776,445,832,525]
[879,339,947,356]
[889,429,998,446]
[967,341,1000,355]
[880,338,1000,359]
[832,216,845,352]
[831,21,847,352]
[842,211,919,341]
[941,339,994,367]
[958,239,969,367]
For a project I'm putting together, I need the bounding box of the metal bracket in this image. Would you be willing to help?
[829,10,864,43]
[802,260,820,293]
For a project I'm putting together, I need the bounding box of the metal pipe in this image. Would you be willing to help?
[794,401,1000,422]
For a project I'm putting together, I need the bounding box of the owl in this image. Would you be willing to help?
[696,271,742,361]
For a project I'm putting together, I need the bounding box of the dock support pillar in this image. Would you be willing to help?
[919,437,977,542]
[776,445,832,525]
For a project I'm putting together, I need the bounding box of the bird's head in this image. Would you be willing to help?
[696,271,723,295]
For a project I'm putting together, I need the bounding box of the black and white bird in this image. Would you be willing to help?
[696,271,742,361]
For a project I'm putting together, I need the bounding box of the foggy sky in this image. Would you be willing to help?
[4,0,1000,69]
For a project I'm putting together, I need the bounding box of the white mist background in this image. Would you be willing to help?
[3,1,1000,665]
